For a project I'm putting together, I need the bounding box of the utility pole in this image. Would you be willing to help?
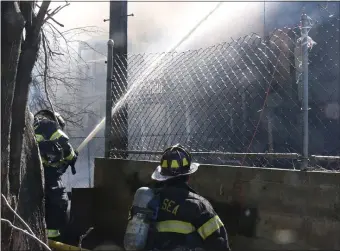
[105,1,128,158]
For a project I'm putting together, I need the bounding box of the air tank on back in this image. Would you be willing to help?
[124,187,155,251]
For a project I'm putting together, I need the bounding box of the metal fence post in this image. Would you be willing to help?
[88,141,91,187]
[301,13,309,170]
[107,1,128,159]
[105,39,114,157]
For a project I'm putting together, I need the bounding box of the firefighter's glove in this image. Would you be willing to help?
[69,150,78,175]
[71,165,76,175]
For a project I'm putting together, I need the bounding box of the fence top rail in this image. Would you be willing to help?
[110,150,300,159]
[311,155,340,161]
[110,150,340,162]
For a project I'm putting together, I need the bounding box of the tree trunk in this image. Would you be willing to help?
[1,1,50,250]
[9,1,42,202]
[1,1,25,198]
[1,2,26,249]
[8,109,47,251]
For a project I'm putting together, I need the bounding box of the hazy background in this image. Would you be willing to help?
[50,1,267,189]
[48,1,335,52]
[49,1,266,52]
[44,1,339,189]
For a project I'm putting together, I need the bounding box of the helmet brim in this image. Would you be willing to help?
[151,162,199,181]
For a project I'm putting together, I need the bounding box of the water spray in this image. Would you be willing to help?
[76,2,224,154]
[76,118,106,152]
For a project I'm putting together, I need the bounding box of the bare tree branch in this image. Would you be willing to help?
[1,194,51,251]
[45,2,70,21]
[34,1,51,35]
[76,40,107,58]
[1,194,34,235]
[29,4,107,131]
[42,30,58,125]
[46,14,64,27]
[1,219,51,251]
[78,227,94,250]
[36,2,69,27]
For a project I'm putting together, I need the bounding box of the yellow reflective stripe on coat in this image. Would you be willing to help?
[65,150,75,161]
[156,220,196,234]
[197,215,224,240]
[47,229,60,238]
[35,134,45,142]
[50,129,68,140]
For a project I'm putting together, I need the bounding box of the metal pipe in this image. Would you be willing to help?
[87,142,91,187]
[110,150,340,162]
[104,39,114,157]
[310,155,340,161]
[301,13,309,170]
[110,150,301,159]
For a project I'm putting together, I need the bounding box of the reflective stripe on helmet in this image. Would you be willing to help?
[156,220,196,234]
[197,215,224,240]
[182,157,189,166]
[161,160,168,168]
[171,160,179,168]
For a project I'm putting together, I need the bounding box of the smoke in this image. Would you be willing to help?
[129,2,266,52]
[179,2,265,50]
[49,2,110,36]
[48,2,339,53]
[50,1,266,53]
[128,2,219,52]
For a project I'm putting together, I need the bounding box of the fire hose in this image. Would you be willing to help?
[48,240,91,251]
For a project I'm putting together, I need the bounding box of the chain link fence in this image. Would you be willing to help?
[106,6,339,170]
[62,137,104,191]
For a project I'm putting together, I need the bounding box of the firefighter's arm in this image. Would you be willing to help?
[193,201,231,251]
[44,120,78,171]
[50,127,76,162]
[54,131,78,175]
[34,121,63,163]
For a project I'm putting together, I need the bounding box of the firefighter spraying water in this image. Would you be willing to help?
[31,109,78,241]
[28,3,228,249]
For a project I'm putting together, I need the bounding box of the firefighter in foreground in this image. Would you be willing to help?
[33,110,78,240]
[124,144,231,251]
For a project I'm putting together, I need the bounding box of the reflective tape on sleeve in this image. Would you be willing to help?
[35,134,45,142]
[156,220,196,234]
[47,229,60,238]
[65,150,75,161]
[50,129,69,140]
[197,215,224,240]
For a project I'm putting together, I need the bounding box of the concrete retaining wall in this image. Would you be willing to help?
[93,158,340,250]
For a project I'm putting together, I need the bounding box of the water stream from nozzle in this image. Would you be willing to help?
[76,2,223,153]
[77,117,106,152]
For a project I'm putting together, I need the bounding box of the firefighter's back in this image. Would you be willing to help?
[151,183,230,251]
